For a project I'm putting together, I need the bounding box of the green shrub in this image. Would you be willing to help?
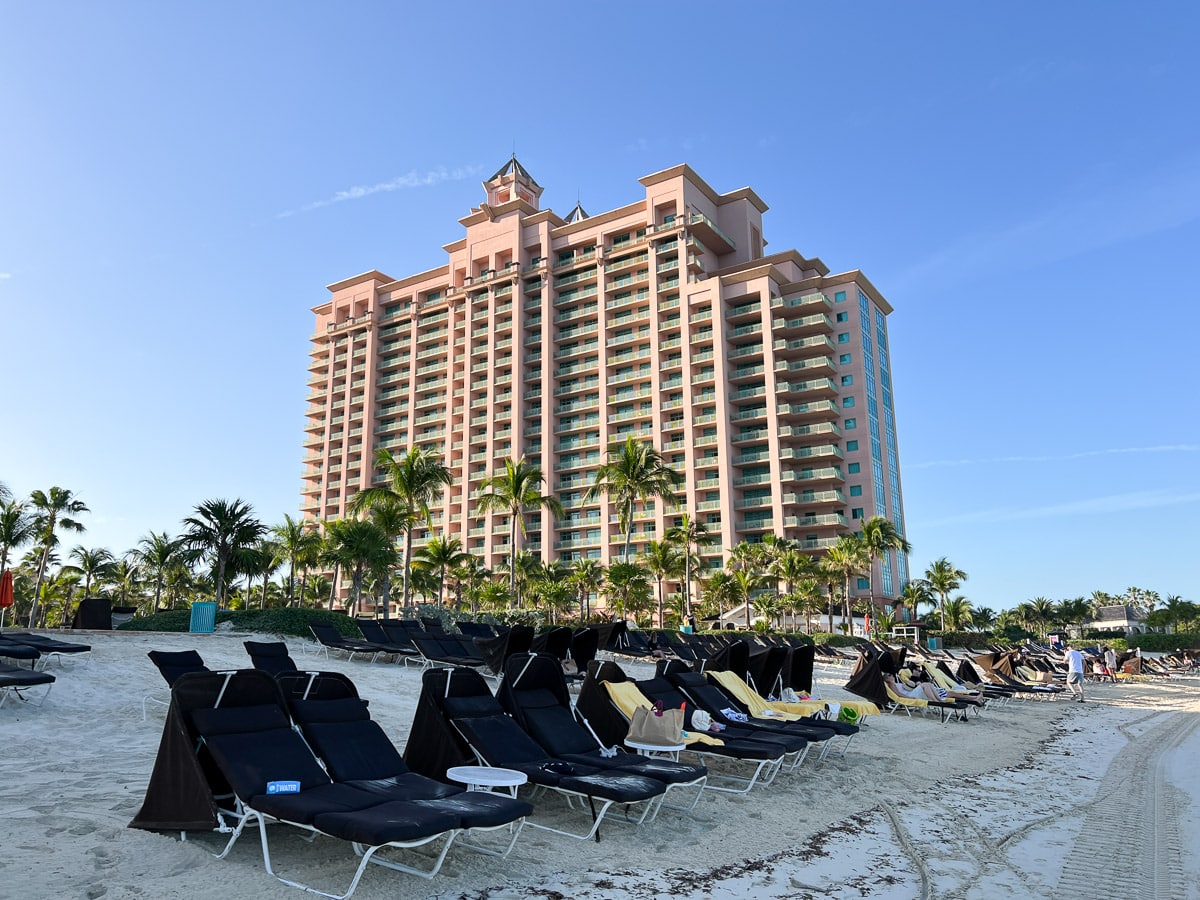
[811,633,867,648]
[117,606,366,639]
[1128,632,1200,653]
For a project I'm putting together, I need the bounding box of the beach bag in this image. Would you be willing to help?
[691,709,713,732]
[627,701,684,745]
[837,706,860,725]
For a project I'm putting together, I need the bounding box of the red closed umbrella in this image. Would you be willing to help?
[0,569,13,629]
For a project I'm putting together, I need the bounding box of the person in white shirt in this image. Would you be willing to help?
[1063,644,1086,702]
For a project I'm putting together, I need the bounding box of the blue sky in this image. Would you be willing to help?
[2,2,1198,611]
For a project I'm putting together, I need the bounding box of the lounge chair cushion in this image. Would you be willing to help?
[312,800,462,845]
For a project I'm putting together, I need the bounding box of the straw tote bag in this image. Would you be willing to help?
[627,702,685,745]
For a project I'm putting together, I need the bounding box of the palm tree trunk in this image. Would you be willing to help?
[29,544,51,628]
[327,563,340,611]
[683,551,692,621]
[298,568,308,609]
[509,511,518,606]
[401,530,413,608]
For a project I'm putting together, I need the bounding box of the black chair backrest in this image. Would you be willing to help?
[243,641,298,677]
[147,649,208,687]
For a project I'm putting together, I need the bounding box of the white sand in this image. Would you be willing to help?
[1,631,1197,900]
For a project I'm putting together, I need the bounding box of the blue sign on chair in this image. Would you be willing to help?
[189,601,217,634]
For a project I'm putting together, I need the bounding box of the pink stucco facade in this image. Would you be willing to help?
[302,161,908,600]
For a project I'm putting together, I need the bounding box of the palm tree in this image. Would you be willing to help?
[896,579,933,624]
[604,560,652,622]
[272,514,322,607]
[476,457,562,604]
[944,595,973,631]
[108,556,142,610]
[28,487,89,627]
[134,532,182,613]
[824,535,869,633]
[324,518,394,618]
[794,577,825,633]
[529,561,574,624]
[640,539,684,628]
[450,556,490,613]
[181,498,266,607]
[971,606,998,632]
[1026,596,1057,638]
[414,535,468,607]
[0,499,37,576]
[731,567,765,630]
[1057,596,1092,634]
[585,437,682,562]
[665,513,711,621]
[702,570,737,622]
[924,557,967,632]
[66,545,115,594]
[351,447,451,609]
[569,558,605,623]
[858,516,912,625]
[770,548,818,617]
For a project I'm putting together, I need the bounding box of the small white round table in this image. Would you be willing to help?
[624,739,687,761]
[445,765,528,797]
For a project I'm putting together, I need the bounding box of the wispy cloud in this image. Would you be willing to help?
[0,272,11,280]
[910,444,1200,471]
[892,157,1200,291]
[277,165,484,218]
[924,489,1200,528]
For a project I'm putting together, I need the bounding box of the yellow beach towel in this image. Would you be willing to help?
[711,670,880,718]
[601,681,724,746]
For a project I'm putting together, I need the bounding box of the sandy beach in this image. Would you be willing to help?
[2,631,1197,900]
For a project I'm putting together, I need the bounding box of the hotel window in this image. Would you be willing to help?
[837,333,850,344]
[843,397,855,408]
[835,291,847,303]
[844,418,857,429]
[838,353,851,365]
[848,463,860,474]
[857,577,869,590]
[846,440,859,451]
[851,507,864,519]
[836,312,848,323]
[850,485,863,497]
[841,375,853,386]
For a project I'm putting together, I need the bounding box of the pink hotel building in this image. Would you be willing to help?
[303,160,909,604]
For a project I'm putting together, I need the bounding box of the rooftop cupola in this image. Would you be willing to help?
[483,154,542,209]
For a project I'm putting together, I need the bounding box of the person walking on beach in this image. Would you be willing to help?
[1104,646,1118,679]
[1063,643,1086,702]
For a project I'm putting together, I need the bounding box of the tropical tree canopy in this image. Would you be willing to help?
[181,498,265,607]
[585,437,682,561]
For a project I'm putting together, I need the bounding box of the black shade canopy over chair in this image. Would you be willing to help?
[408,665,669,841]
[243,641,298,678]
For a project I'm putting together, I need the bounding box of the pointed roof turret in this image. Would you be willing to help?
[565,201,589,224]
[482,154,543,209]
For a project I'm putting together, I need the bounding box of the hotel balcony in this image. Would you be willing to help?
[769,292,831,315]
[771,313,834,336]
[779,466,843,485]
[778,444,844,463]
[776,377,839,400]
[775,399,841,421]
[775,356,836,378]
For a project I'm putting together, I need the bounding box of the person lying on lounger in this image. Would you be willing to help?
[883,673,949,702]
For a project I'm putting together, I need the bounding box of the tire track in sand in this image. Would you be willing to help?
[1057,710,1195,899]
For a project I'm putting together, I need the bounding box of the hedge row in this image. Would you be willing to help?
[1127,632,1200,653]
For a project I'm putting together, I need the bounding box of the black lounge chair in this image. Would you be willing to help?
[411,633,489,671]
[409,665,668,841]
[0,636,42,665]
[498,653,707,808]
[243,641,298,678]
[160,670,473,897]
[663,664,854,761]
[354,620,422,664]
[575,661,791,793]
[455,620,495,639]
[280,670,530,859]
[308,621,391,662]
[0,661,55,708]
[144,649,209,719]
[4,632,91,667]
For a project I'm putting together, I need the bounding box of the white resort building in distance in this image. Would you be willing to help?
[302,159,909,609]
